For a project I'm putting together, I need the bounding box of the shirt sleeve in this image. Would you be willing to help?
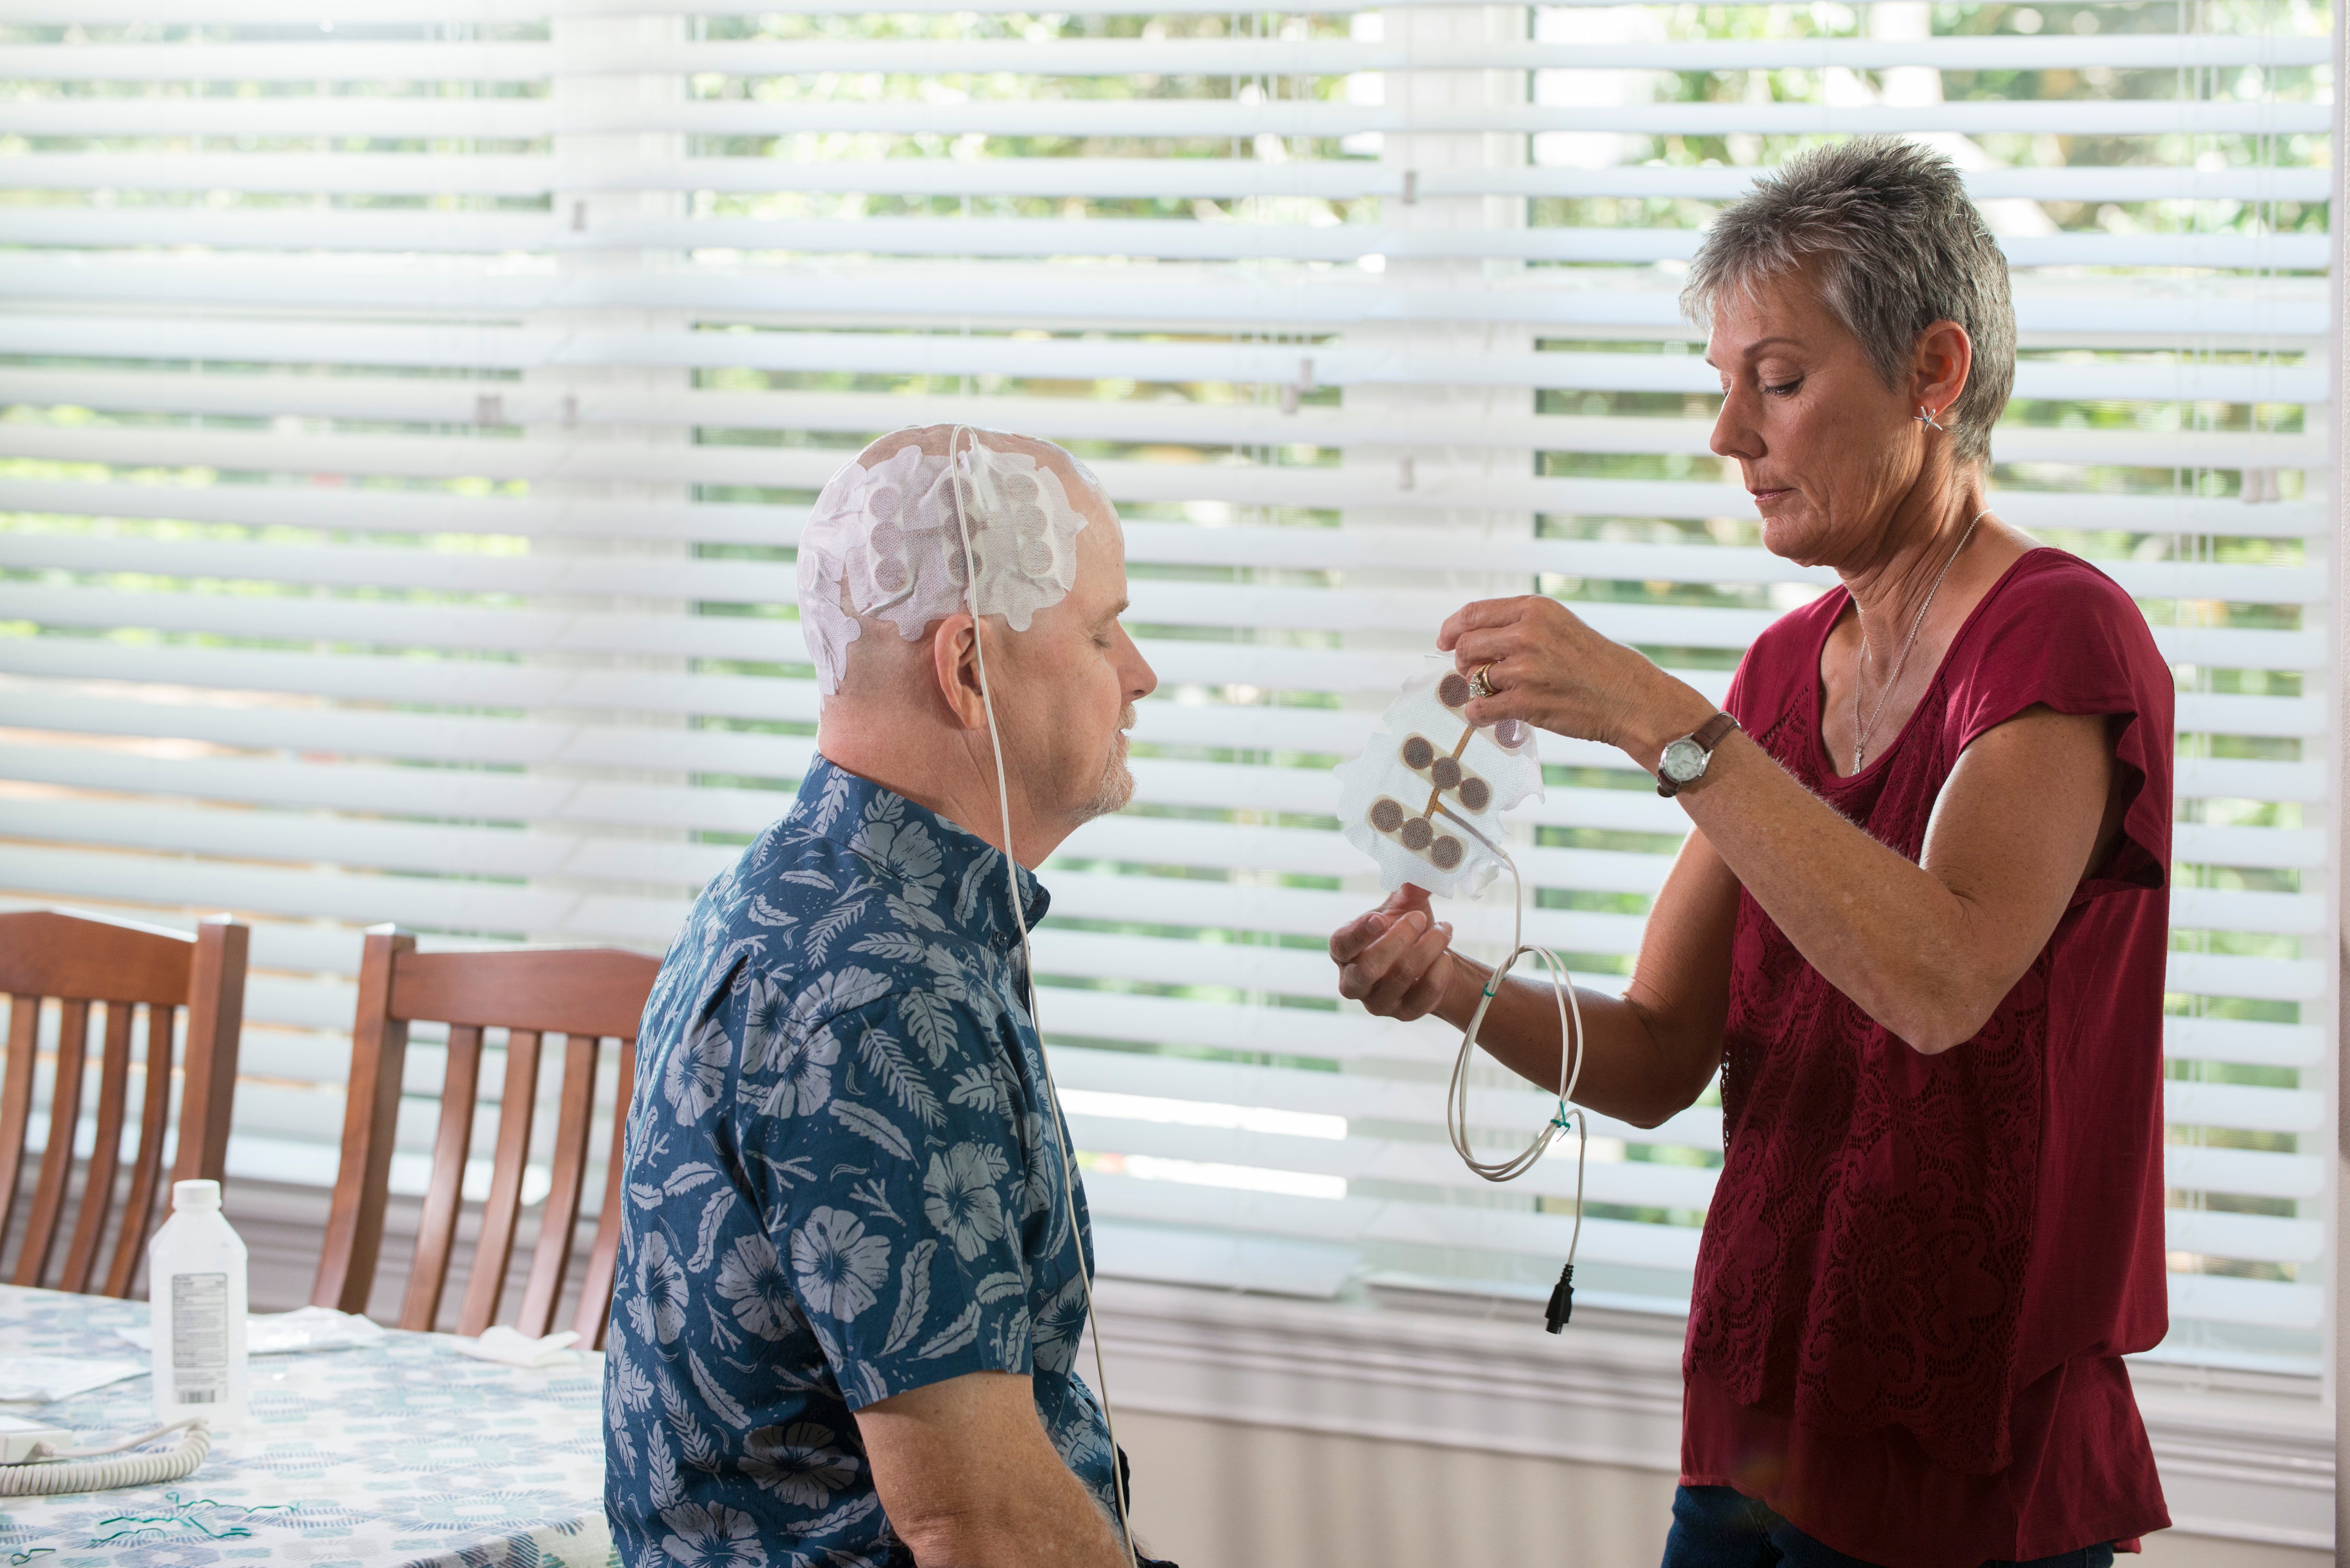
[726,980,1038,1412]
[1943,554,2174,901]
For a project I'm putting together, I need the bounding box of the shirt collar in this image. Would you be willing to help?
[793,754,1051,937]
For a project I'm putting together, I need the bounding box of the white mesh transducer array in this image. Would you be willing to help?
[1334,659,1544,900]
[799,430,1100,694]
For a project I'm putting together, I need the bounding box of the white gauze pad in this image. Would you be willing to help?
[1334,659,1543,899]
[798,430,1099,694]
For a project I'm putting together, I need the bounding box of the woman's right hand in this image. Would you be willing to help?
[1329,885,1462,1021]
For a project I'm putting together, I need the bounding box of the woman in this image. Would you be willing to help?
[1329,138,2173,1568]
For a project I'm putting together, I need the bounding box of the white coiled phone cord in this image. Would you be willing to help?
[0,1419,209,1496]
[1435,805,1591,1295]
[948,427,1141,1568]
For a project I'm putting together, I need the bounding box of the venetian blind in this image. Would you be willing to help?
[0,0,2334,1369]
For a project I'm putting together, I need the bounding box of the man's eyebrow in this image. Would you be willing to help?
[1099,598,1131,622]
[1702,335,1805,370]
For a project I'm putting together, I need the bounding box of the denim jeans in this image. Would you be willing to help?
[1661,1485,2118,1568]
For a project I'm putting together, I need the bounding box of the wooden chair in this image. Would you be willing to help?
[0,910,247,1298]
[311,926,658,1347]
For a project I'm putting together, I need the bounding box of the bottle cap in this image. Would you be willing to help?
[172,1179,221,1211]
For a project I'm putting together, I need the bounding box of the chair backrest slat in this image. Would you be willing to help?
[60,1002,137,1295]
[455,1028,543,1338]
[516,1032,601,1340]
[399,1023,483,1333]
[572,1033,635,1350]
[103,1002,179,1300]
[14,998,92,1287]
[316,930,655,1341]
[0,911,246,1301]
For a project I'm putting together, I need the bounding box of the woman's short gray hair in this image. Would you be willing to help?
[1680,136,2016,468]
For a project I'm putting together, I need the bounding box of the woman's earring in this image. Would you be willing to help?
[1917,405,1944,431]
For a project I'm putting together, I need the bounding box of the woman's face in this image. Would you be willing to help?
[1705,271,1929,571]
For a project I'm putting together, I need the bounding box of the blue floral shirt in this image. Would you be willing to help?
[605,757,1119,1568]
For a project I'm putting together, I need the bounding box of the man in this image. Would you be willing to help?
[605,425,1163,1568]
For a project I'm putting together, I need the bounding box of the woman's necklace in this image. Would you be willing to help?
[1851,508,1989,773]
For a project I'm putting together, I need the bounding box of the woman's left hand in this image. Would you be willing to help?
[1439,595,1705,765]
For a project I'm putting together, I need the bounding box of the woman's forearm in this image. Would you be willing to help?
[1427,952,1717,1128]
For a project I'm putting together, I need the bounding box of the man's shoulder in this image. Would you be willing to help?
[731,820,999,996]
[660,816,1004,1033]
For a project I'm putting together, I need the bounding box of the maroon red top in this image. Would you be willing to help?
[1680,549,2174,1566]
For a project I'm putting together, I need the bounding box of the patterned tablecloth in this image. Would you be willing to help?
[0,1285,612,1568]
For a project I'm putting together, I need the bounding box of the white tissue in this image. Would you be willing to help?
[451,1326,580,1368]
[0,1354,145,1403]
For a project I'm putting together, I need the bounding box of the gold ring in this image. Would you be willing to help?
[1468,663,1495,700]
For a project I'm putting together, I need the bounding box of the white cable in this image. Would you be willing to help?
[947,426,1142,1568]
[0,1420,209,1495]
[1435,804,1591,1280]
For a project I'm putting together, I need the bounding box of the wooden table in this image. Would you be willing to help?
[0,1284,611,1567]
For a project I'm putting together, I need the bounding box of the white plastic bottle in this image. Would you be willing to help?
[146,1179,248,1435]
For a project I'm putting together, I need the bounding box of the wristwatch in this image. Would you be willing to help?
[1655,712,1742,798]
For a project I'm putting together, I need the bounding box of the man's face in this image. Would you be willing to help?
[992,495,1156,835]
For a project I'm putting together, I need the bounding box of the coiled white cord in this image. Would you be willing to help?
[1434,804,1591,1305]
[0,1419,210,1495]
[948,427,1141,1568]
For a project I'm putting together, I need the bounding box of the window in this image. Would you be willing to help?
[0,0,2333,1371]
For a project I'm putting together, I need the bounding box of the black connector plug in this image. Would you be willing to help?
[1543,1262,1575,1334]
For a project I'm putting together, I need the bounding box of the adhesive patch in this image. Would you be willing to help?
[1334,658,1543,899]
[797,428,1101,694]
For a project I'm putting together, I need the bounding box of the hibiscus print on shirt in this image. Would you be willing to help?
[790,1208,892,1323]
[925,1142,1012,1261]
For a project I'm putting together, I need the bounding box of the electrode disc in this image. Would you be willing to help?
[1369,798,1404,834]
[1493,718,1530,749]
[1399,736,1436,771]
[1430,836,1463,870]
[1400,816,1434,850]
[1437,673,1472,709]
[1429,755,1463,790]
[1457,776,1491,812]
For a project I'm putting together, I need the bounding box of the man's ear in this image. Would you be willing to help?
[929,612,989,731]
[1912,319,1974,420]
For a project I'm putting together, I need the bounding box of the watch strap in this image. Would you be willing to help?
[1691,711,1742,753]
[1654,711,1742,798]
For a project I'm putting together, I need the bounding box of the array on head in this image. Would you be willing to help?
[1680,135,2016,468]
[797,424,1112,695]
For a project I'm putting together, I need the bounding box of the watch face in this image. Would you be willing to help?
[1662,738,1706,781]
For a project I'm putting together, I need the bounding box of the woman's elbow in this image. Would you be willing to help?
[1612,1061,1717,1129]
[1878,984,2000,1058]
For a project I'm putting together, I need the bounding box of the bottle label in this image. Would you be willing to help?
[168,1272,230,1406]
